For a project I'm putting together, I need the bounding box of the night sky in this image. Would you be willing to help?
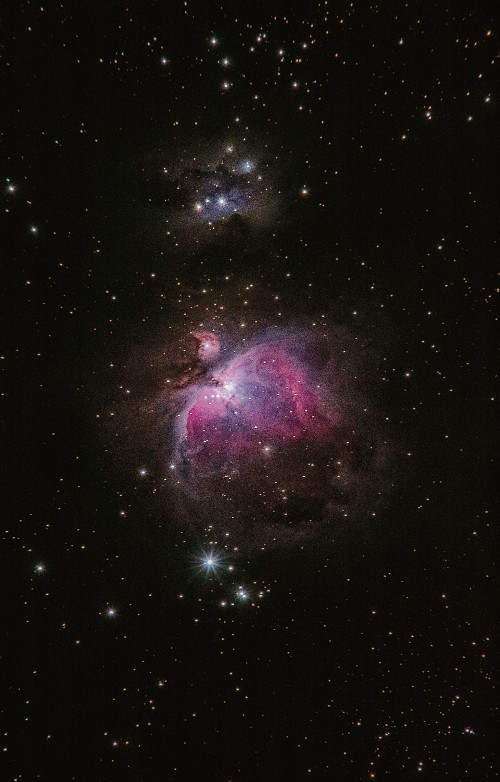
[3,2,498,780]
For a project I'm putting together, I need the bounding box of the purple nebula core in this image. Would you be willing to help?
[170,331,350,525]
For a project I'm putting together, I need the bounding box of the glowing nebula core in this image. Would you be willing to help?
[169,330,355,531]
[180,342,336,465]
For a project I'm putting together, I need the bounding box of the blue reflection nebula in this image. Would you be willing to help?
[183,165,256,220]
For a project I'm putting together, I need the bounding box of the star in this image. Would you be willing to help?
[196,548,223,574]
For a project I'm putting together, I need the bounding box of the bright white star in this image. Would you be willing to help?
[196,548,223,574]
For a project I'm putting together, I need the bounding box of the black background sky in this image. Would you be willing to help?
[2,1,498,780]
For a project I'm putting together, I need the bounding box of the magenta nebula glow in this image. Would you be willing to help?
[169,330,351,529]
[109,318,388,548]
[181,342,336,464]
[191,330,221,364]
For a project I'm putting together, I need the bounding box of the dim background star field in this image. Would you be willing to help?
[2,1,498,780]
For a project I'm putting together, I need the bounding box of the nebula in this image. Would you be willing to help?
[104,280,392,552]
[176,338,338,470]
[135,135,285,253]
[191,330,221,363]
[182,165,256,221]
[151,324,386,547]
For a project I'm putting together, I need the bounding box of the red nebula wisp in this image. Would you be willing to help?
[191,330,220,363]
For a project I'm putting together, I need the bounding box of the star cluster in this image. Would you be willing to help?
[138,136,285,252]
